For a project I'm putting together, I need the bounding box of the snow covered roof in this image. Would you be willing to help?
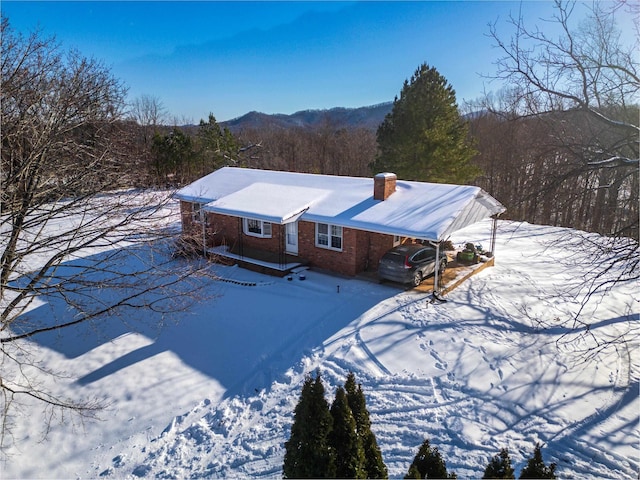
[175,167,506,241]
[205,182,329,224]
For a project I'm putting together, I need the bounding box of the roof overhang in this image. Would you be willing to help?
[204,182,329,224]
[176,167,506,242]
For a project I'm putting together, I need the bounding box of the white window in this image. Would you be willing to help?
[393,235,402,246]
[316,223,343,251]
[192,203,207,224]
[243,218,272,238]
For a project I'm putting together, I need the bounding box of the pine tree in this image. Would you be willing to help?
[405,439,456,479]
[373,63,479,184]
[283,371,335,478]
[197,112,239,173]
[483,448,515,479]
[345,372,388,479]
[330,386,366,479]
[519,443,556,479]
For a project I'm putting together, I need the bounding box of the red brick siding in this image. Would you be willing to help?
[241,222,284,252]
[180,201,195,235]
[362,231,397,271]
[204,214,284,252]
[354,230,370,272]
[179,203,239,248]
[180,201,207,244]
[373,173,397,201]
[297,221,396,276]
[297,221,355,276]
[180,202,398,276]
[207,213,239,247]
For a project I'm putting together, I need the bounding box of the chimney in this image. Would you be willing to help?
[374,172,397,201]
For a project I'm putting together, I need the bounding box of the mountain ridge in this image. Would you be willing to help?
[221,102,393,132]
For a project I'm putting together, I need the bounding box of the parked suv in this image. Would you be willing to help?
[378,244,447,287]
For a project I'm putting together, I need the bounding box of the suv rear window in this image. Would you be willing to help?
[382,251,405,261]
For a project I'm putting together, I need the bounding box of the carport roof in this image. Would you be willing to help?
[175,167,506,241]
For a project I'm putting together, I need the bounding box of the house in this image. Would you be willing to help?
[175,167,505,278]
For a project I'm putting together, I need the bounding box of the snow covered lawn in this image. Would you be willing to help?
[2,218,638,479]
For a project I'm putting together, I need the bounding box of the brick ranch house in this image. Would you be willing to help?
[175,167,505,278]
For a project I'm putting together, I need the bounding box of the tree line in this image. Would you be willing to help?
[97,88,639,243]
[83,2,637,245]
[284,371,558,479]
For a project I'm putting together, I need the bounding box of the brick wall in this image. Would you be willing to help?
[297,221,356,276]
[180,202,398,277]
[207,213,239,247]
[240,223,284,252]
[297,221,396,276]
[364,231,396,271]
[180,201,195,235]
[180,201,206,244]
[205,213,286,252]
[373,173,397,201]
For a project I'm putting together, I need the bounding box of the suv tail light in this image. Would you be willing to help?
[403,255,412,269]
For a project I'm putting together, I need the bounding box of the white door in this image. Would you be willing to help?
[285,222,298,255]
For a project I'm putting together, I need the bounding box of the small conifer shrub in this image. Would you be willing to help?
[483,448,515,479]
[283,370,335,478]
[345,372,388,479]
[405,439,456,479]
[519,443,556,479]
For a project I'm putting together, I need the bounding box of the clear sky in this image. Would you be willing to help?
[1,1,632,123]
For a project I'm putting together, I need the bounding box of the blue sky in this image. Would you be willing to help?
[2,1,630,122]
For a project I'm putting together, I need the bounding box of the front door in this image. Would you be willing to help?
[285,222,298,255]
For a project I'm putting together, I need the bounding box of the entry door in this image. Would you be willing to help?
[285,222,298,255]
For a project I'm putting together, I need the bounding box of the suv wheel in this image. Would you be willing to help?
[412,270,422,287]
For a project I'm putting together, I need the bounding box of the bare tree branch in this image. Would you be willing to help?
[476,0,639,360]
[0,17,218,444]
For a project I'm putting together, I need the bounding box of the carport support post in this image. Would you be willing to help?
[202,212,207,257]
[490,216,498,256]
[434,241,441,294]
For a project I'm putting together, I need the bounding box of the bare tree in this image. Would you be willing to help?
[488,0,638,185]
[0,19,211,442]
[235,125,376,177]
[485,1,638,347]
[130,94,167,138]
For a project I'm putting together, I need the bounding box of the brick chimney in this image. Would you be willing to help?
[374,172,397,201]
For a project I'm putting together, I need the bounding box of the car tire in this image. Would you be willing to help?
[412,270,422,287]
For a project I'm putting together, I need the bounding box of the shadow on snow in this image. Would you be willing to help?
[14,242,395,399]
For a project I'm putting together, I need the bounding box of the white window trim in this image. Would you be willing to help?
[315,222,343,251]
[192,203,207,225]
[243,218,272,238]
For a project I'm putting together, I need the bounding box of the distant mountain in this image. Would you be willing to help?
[222,102,393,133]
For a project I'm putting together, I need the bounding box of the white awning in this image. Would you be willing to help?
[204,182,329,224]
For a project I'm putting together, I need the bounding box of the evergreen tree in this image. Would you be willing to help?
[345,372,388,479]
[373,63,479,184]
[197,113,239,173]
[283,371,335,478]
[483,448,515,479]
[405,439,456,479]
[519,443,556,479]
[330,386,366,479]
[151,127,195,183]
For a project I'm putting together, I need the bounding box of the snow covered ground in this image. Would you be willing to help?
[1,214,638,479]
